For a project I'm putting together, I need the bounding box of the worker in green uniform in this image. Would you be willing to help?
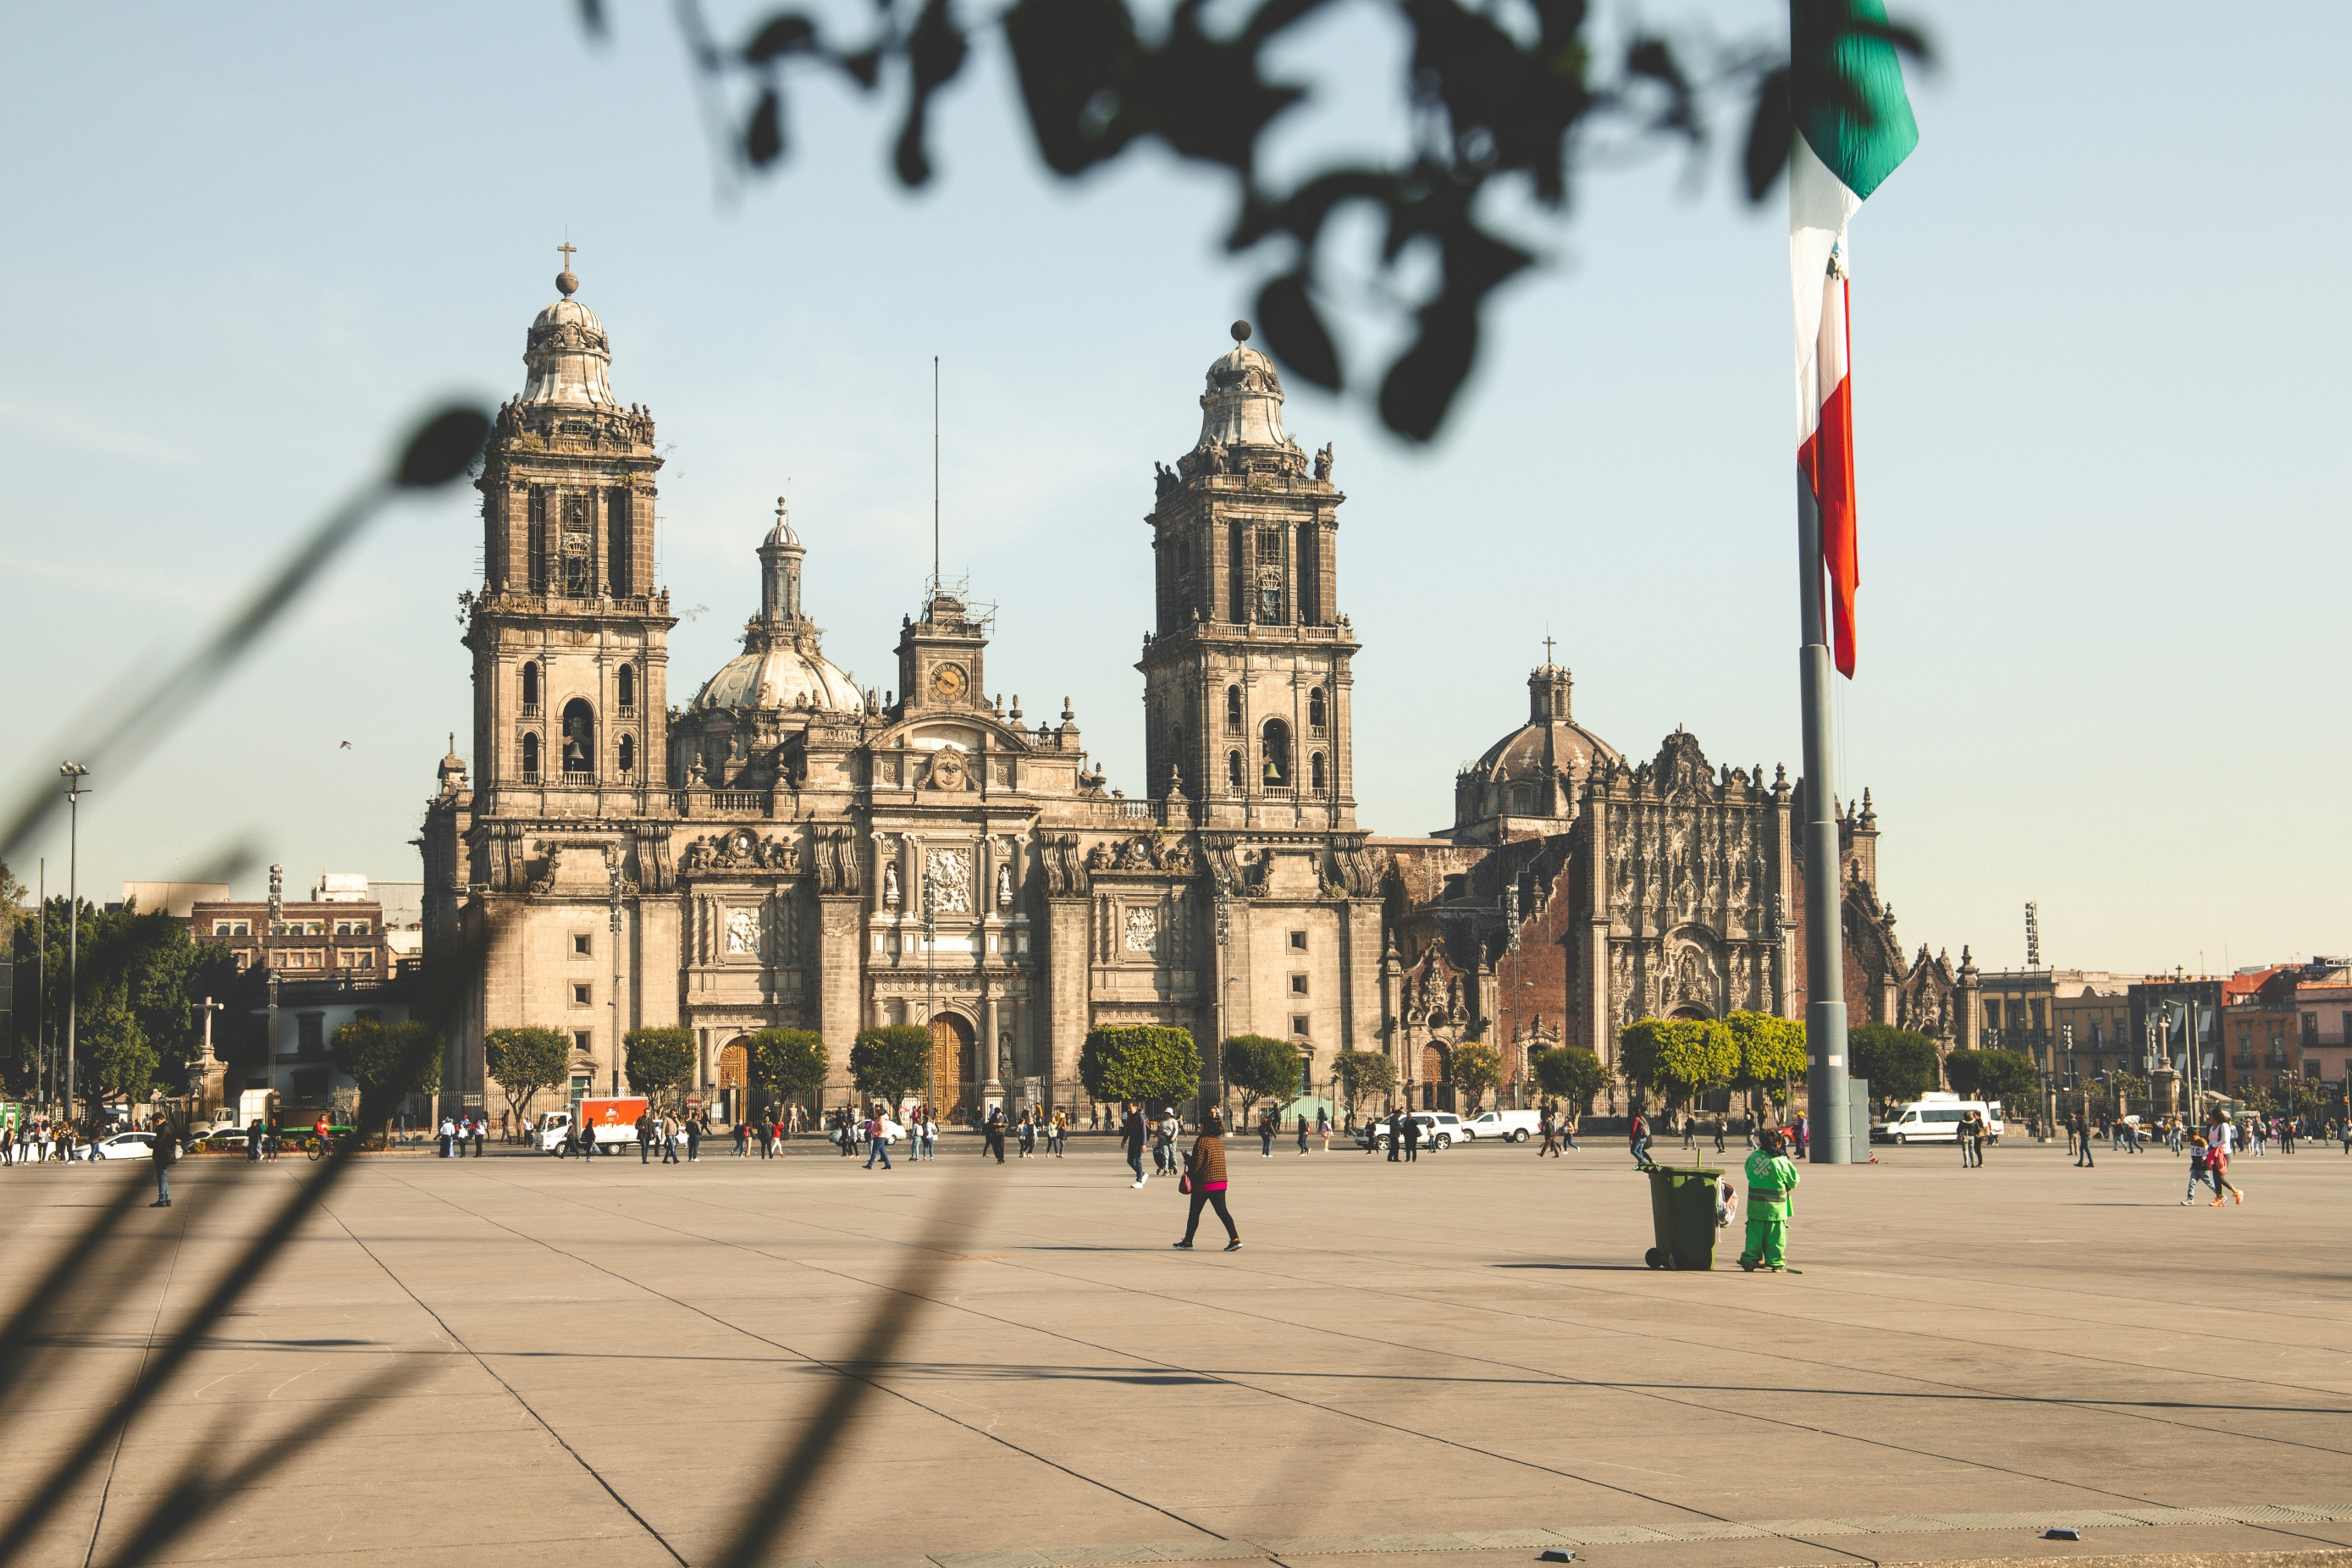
[1738,1128,1801,1273]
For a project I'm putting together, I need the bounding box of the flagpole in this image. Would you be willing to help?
[1797,468,1850,1163]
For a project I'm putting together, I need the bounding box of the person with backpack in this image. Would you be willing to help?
[2181,1135,2211,1204]
[1123,1101,1150,1188]
[1629,1112,1652,1169]
[2206,1140,2244,1206]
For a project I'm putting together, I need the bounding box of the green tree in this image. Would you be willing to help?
[1449,1042,1502,1113]
[747,1028,829,1108]
[81,984,157,1107]
[1725,1009,1807,1117]
[483,1026,572,1126]
[1532,1046,1609,1113]
[1616,1017,1736,1113]
[1222,1035,1302,1119]
[1333,1048,1397,1118]
[330,1019,445,1139]
[1944,1047,2039,1112]
[624,1025,696,1107]
[1848,1024,1939,1107]
[849,1024,930,1107]
[1079,1025,1200,1112]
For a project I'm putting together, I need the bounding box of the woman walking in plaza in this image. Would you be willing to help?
[1174,1110,1241,1251]
[2207,1140,2244,1206]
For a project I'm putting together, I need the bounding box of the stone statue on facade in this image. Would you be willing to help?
[883,861,901,908]
[1313,442,1334,483]
[997,863,1013,909]
[1154,461,1179,499]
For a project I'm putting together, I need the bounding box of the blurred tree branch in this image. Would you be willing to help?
[641,0,1928,440]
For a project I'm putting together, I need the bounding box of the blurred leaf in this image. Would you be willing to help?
[1004,0,1145,174]
[578,0,608,39]
[893,0,971,185]
[745,13,820,62]
[747,87,785,166]
[1742,64,1791,202]
[1623,36,1698,141]
[395,407,490,489]
[1256,272,1339,390]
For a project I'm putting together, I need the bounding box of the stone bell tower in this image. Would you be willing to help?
[1137,323,1357,831]
[467,251,676,818]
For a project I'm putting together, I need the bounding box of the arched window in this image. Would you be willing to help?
[1310,752,1326,792]
[1225,685,1243,732]
[1308,686,1327,733]
[521,661,539,711]
[617,734,635,776]
[1227,750,1244,791]
[521,732,541,780]
[1262,719,1291,787]
[616,664,636,712]
[1509,784,1532,814]
[560,698,595,776]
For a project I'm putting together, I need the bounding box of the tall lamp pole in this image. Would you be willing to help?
[59,764,89,1129]
[609,861,624,1099]
[1212,875,1233,1125]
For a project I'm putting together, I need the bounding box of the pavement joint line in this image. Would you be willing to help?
[766,1510,2352,1568]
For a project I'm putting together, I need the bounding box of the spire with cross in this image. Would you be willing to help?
[1542,635,1556,667]
[555,241,579,297]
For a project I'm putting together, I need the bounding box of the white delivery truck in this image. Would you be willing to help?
[1873,1092,2004,1146]
[538,1097,649,1154]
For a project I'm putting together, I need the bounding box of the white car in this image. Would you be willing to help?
[93,1131,160,1161]
[1356,1113,1465,1151]
[1461,1109,1542,1142]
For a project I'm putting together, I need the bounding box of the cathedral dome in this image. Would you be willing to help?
[1453,661,1617,837]
[519,270,620,410]
[693,642,864,715]
[1195,322,1295,451]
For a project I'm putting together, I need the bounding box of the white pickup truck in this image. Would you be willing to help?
[1460,1109,1542,1142]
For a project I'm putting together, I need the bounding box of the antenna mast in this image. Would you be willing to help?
[2024,902,2041,969]
[933,355,941,588]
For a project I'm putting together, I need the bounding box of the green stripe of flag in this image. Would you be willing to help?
[1792,0,1919,201]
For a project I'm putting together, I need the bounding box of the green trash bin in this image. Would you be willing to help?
[1640,1164,1723,1270]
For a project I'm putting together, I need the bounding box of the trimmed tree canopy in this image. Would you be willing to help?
[1449,1042,1502,1110]
[483,1026,572,1123]
[1848,1024,1939,1103]
[624,1026,696,1103]
[1617,1017,1736,1105]
[1945,1047,2038,1108]
[330,1019,444,1136]
[747,1028,828,1101]
[1532,1046,1608,1108]
[1079,1025,1200,1110]
[1333,1049,1396,1113]
[1223,1035,1303,1112]
[849,1024,931,1106]
[1725,1010,1806,1087]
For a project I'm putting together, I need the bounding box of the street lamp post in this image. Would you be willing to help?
[59,764,89,1130]
[609,861,625,1101]
[1212,875,1233,1125]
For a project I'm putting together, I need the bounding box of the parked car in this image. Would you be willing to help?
[1355,1112,1465,1151]
[1461,1109,1542,1143]
[193,1129,251,1155]
[92,1131,159,1161]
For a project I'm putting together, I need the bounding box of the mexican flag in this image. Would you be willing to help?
[1791,0,1918,677]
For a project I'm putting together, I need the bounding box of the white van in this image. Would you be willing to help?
[1462,1109,1542,1143]
[1873,1093,2004,1146]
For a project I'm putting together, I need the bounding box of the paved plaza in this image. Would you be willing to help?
[4,1132,2349,1568]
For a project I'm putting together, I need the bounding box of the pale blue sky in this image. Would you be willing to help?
[3,1,2344,974]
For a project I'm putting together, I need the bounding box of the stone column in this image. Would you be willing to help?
[1045,897,1090,1112]
[817,897,864,1101]
[982,991,1002,1104]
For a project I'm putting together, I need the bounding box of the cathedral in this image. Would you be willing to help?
[421,265,1382,1122]
[420,261,1972,1123]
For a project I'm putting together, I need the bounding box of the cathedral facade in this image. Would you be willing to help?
[422,263,1971,1122]
[1377,665,1982,1110]
[421,273,1383,1119]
